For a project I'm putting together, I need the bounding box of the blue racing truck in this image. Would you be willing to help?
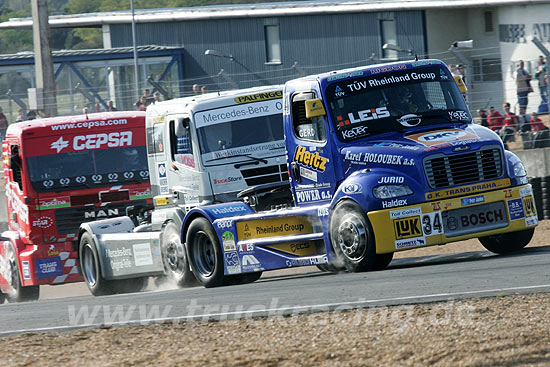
[179,59,537,287]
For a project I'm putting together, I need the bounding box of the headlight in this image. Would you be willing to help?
[513,161,527,177]
[373,184,413,199]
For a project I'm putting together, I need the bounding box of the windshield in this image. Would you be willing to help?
[325,65,470,141]
[27,146,149,193]
[196,112,284,165]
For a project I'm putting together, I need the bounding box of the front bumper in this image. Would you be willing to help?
[368,184,538,254]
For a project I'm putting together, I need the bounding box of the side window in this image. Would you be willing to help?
[147,125,165,155]
[170,119,195,169]
[10,145,23,191]
[292,92,326,142]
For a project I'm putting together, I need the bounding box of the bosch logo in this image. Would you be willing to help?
[397,114,422,127]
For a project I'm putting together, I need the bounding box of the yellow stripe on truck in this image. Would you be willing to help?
[236,216,313,240]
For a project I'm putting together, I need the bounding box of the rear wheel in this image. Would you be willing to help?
[330,201,392,272]
[79,232,116,296]
[6,244,39,303]
[186,218,225,288]
[160,222,197,287]
[479,228,535,254]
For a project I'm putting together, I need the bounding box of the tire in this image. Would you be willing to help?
[329,200,392,272]
[225,271,262,285]
[316,263,345,273]
[79,232,116,296]
[5,244,39,303]
[160,222,198,287]
[478,228,535,254]
[186,218,225,288]
[116,277,148,294]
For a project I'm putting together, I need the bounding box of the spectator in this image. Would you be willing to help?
[517,106,532,132]
[516,60,532,108]
[201,85,208,94]
[530,112,548,131]
[153,92,161,104]
[477,108,489,128]
[107,100,117,111]
[500,102,519,146]
[26,110,37,120]
[95,103,101,113]
[82,107,89,115]
[487,106,504,131]
[192,84,200,95]
[139,96,148,111]
[0,107,8,140]
[15,108,25,122]
[535,56,548,107]
[136,89,154,108]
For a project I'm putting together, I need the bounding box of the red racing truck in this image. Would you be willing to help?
[0,112,152,302]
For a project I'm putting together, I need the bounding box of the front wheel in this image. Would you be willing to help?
[79,232,116,296]
[186,218,225,288]
[160,222,197,287]
[5,243,39,303]
[330,200,392,272]
[478,228,535,254]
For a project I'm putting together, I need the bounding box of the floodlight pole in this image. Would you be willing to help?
[131,0,140,98]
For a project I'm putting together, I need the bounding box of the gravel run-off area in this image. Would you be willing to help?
[2,221,550,367]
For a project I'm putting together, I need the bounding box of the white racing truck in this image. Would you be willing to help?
[78,86,287,295]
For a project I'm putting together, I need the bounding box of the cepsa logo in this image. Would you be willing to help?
[337,107,389,128]
[50,131,133,153]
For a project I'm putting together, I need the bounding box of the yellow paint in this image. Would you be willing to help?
[155,197,170,206]
[234,90,282,104]
[266,241,317,256]
[304,99,326,118]
[236,216,313,240]
[454,75,468,93]
[393,216,422,239]
[152,116,166,124]
[425,178,510,200]
[369,184,537,254]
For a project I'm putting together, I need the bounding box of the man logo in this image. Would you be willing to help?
[242,255,260,266]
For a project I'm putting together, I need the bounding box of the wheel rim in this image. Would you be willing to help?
[192,231,216,277]
[165,233,185,275]
[83,245,97,287]
[336,213,368,261]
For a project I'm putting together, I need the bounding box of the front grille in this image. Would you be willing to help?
[54,200,148,234]
[424,147,503,189]
[241,164,288,187]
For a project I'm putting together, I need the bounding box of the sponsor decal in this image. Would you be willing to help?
[22,261,30,279]
[266,241,317,257]
[526,216,538,227]
[341,126,369,139]
[448,110,470,121]
[222,231,236,252]
[217,220,233,229]
[237,243,254,253]
[520,187,533,197]
[395,237,426,249]
[51,132,133,153]
[47,245,59,257]
[299,166,317,182]
[461,195,485,206]
[373,142,420,150]
[382,199,408,209]
[224,252,241,274]
[237,216,313,240]
[38,198,70,210]
[390,207,422,219]
[286,255,328,267]
[377,176,405,184]
[213,176,243,185]
[507,198,525,221]
[522,196,536,218]
[342,183,362,194]
[296,188,332,203]
[158,163,167,178]
[452,145,470,152]
[318,207,329,217]
[439,69,449,80]
[35,257,63,279]
[460,208,505,227]
[334,85,345,98]
[241,254,262,271]
[6,186,29,224]
[343,150,414,166]
[294,146,328,172]
[337,107,389,128]
[421,212,443,236]
[351,72,436,90]
[394,216,422,239]
[406,129,479,147]
[133,243,153,266]
[50,119,129,131]
[130,188,153,200]
[369,64,407,74]
[211,205,247,215]
[51,137,69,153]
[397,114,422,127]
[327,71,364,82]
[32,216,53,229]
[234,90,282,104]
[195,99,282,128]
[298,126,316,139]
[426,179,511,200]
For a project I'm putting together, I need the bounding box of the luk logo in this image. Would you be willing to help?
[394,216,422,239]
[51,137,69,153]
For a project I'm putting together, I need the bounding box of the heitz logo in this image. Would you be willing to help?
[51,132,132,153]
[294,146,328,172]
[397,114,422,127]
[337,107,390,128]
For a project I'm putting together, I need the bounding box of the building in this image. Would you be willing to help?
[0,0,549,117]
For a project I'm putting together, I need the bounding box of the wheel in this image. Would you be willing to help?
[116,277,148,294]
[79,232,116,296]
[0,291,5,304]
[186,218,225,288]
[316,263,345,273]
[225,271,263,285]
[478,228,535,254]
[160,222,198,287]
[5,244,39,303]
[329,200,392,272]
